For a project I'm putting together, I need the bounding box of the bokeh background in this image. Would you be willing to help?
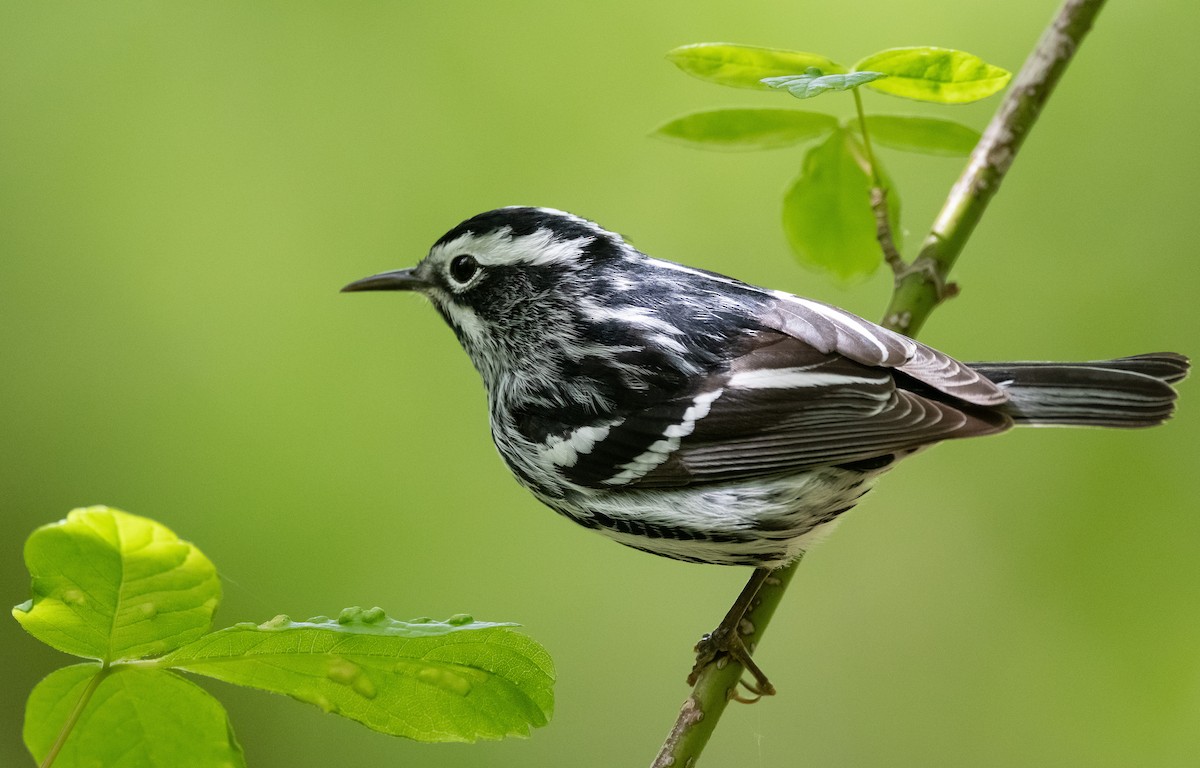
[3,1,1198,766]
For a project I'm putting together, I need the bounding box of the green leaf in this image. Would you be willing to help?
[163,607,555,743]
[652,108,838,151]
[24,664,245,768]
[13,506,221,661]
[854,47,1011,104]
[667,43,845,90]
[853,115,981,156]
[763,69,887,99]
[782,128,899,280]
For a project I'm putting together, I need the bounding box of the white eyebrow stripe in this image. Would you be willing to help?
[435,228,594,267]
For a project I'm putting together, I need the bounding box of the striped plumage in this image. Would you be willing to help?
[344,207,1188,567]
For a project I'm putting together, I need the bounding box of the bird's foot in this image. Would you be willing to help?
[687,567,776,700]
[689,624,776,699]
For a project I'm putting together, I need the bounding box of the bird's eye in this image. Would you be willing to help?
[449,254,479,284]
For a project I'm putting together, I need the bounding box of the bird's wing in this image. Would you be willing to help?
[761,293,1009,406]
[555,332,1010,489]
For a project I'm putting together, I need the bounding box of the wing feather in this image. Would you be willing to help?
[558,332,1010,489]
[763,294,1009,406]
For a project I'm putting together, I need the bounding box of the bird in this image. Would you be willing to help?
[343,206,1187,694]
[344,205,1187,568]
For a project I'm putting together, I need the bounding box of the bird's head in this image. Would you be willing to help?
[343,207,649,399]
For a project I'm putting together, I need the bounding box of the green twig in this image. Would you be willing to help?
[870,185,905,276]
[853,88,906,275]
[651,0,1108,764]
[852,88,883,189]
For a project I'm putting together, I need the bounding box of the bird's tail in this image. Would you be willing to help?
[968,353,1189,428]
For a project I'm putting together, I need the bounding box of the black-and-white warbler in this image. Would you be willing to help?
[344,207,1188,569]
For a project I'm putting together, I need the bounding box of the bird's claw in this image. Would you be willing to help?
[688,624,776,699]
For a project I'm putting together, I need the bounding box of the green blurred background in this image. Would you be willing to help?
[3,1,1197,765]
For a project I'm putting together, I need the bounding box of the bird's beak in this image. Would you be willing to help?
[341,268,428,293]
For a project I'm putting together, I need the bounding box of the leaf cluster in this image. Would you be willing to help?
[654,44,1010,279]
[14,506,555,766]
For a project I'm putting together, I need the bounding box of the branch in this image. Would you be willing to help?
[882,0,1107,337]
[651,565,799,768]
[651,1,1108,764]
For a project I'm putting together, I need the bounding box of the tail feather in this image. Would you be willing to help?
[968,353,1189,428]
